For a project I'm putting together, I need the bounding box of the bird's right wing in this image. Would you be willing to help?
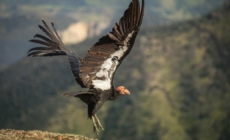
[79,0,144,90]
[28,21,86,88]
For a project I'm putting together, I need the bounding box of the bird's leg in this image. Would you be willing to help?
[92,115,100,134]
[94,114,104,130]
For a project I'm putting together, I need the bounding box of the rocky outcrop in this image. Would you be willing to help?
[0,129,96,140]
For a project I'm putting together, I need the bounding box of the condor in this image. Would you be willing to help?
[28,0,144,134]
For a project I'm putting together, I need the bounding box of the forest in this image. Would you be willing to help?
[0,0,230,140]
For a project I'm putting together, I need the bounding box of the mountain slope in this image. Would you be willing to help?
[0,1,230,140]
[0,0,228,68]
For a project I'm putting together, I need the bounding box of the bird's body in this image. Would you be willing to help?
[28,0,144,134]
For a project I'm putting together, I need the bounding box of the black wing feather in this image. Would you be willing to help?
[28,21,85,87]
[79,0,144,88]
[28,47,55,53]
[34,34,57,45]
[29,39,56,47]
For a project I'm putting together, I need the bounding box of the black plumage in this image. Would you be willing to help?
[28,0,144,134]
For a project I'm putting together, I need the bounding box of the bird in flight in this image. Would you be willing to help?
[28,0,144,134]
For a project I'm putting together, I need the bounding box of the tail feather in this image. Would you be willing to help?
[59,91,93,97]
[59,92,79,97]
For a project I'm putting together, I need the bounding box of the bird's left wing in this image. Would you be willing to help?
[79,0,144,90]
[28,21,86,88]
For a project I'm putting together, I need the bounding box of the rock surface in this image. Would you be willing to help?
[0,129,96,140]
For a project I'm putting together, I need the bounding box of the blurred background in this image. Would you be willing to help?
[0,0,230,139]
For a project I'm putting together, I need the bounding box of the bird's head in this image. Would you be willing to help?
[115,86,130,95]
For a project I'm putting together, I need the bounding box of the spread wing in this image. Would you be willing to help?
[79,0,144,90]
[28,20,86,88]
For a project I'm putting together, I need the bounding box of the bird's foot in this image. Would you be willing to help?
[93,125,100,135]
[92,114,105,134]
[92,115,101,134]
[95,115,104,131]
[97,122,104,131]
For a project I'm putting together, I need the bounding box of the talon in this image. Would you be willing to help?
[93,126,100,134]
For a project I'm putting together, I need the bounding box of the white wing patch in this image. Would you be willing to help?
[92,31,135,90]
[92,79,111,90]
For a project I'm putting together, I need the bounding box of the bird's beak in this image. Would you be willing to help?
[124,89,130,95]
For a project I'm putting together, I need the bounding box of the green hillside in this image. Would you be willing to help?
[0,0,227,68]
[0,1,230,140]
[0,0,227,21]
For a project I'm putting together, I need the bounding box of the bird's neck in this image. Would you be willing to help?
[108,89,120,100]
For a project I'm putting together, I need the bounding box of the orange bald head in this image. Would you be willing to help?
[115,86,130,95]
